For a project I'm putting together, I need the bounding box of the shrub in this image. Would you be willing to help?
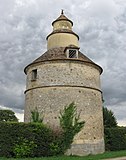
[13,137,37,158]
[0,122,53,157]
[59,102,85,152]
[104,127,126,151]
[0,103,85,157]
[50,102,85,155]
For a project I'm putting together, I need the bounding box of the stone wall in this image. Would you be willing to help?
[26,61,101,90]
[24,60,104,155]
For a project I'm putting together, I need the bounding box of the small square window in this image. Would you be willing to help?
[32,69,37,80]
[68,49,78,58]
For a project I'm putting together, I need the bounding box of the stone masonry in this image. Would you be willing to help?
[24,11,105,155]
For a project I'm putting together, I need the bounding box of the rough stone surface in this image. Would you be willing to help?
[24,12,104,155]
[24,60,105,155]
[26,61,101,90]
[66,139,105,156]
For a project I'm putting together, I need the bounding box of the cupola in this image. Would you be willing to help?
[46,10,79,50]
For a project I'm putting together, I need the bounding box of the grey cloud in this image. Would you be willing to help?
[0,0,126,124]
[107,103,126,122]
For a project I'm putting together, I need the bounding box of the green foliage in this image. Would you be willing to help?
[49,141,61,156]
[59,102,84,132]
[31,107,43,123]
[0,109,18,122]
[102,106,125,151]
[49,103,85,155]
[60,102,85,134]
[13,137,37,158]
[0,122,53,157]
[59,102,85,153]
[103,107,117,128]
[0,103,85,158]
[104,127,126,151]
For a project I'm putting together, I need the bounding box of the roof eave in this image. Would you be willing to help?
[24,59,103,75]
[46,30,79,40]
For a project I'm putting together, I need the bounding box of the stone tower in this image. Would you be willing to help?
[24,11,104,155]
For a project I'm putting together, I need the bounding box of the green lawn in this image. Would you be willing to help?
[1,150,126,160]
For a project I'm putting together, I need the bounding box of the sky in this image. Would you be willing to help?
[0,0,126,125]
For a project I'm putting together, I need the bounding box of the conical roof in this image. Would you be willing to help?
[52,10,73,26]
[24,47,103,74]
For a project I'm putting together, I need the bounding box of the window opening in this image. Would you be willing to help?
[69,49,78,58]
[32,69,37,80]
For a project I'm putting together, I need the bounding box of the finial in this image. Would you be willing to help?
[61,9,64,15]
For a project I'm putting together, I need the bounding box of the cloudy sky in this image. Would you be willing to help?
[0,0,126,125]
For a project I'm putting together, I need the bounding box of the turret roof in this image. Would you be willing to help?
[52,10,73,26]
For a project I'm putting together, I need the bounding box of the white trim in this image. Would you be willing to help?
[66,49,78,58]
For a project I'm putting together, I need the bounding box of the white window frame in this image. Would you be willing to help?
[66,49,78,58]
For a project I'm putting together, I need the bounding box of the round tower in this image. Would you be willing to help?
[24,11,104,155]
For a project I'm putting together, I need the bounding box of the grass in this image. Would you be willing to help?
[1,150,126,160]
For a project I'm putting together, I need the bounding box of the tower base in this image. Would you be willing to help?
[66,139,105,156]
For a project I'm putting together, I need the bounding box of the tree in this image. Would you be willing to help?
[0,109,18,122]
[103,107,117,128]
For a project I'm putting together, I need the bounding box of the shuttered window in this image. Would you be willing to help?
[68,49,78,58]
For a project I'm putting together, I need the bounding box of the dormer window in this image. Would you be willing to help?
[65,45,79,59]
[69,49,78,58]
[32,69,37,81]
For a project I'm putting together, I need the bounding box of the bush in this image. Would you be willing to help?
[50,102,85,155]
[13,137,37,158]
[0,103,85,158]
[0,122,53,157]
[59,102,85,152]
[104,127,126,151]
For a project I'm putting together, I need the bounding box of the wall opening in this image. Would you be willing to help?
[68,49,78,58]
[32,69,37,80]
